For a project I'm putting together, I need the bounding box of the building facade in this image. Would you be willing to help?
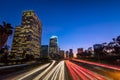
[69,49,73,58]
[77,48,83,54]
[49,36,59,58]
[77,48,84,58]
[65,51,69,59]
[59,50,64,59]
[41,45,49,58]
[11,10,42,58]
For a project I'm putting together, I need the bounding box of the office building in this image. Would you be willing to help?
[11,10,42,58]
[77,48,83,54]
[41,45,49,58]
[49,36,59,58]
[65,51,69,59]
[59,50,64,59]
[77,48,84,58]
[69,49,73,58]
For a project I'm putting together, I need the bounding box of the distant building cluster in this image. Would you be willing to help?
[64,49,74,59]
[9,10,66,60]
[76,36,120,65]
[1,10,120,66]
[0,10,81,61]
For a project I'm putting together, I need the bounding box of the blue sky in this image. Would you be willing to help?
[0,0,120,52]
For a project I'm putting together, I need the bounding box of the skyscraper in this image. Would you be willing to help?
[41,45,49,58]
[65,51,69,59]
[11,10,42,59]
[49,36,59,58]
[69,49,73,58]
[77,48,84,58]
[77,48,83,54]
[59,50,64,59]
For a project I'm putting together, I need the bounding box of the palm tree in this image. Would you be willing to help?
[116,36,120,45]
[0,22,13,50]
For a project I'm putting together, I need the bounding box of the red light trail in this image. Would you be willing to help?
[72,59,120,71]
[65,60,106,80]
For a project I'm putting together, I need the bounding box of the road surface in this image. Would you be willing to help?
[65,60,106,80]
[72,59,120,80]
[1,59,120,80]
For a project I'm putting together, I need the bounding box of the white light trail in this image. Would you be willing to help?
[41,61,65,80]
[18,60,55,80]
[33,60,56,80]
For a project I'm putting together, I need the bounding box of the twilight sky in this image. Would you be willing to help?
[0,0,120,52]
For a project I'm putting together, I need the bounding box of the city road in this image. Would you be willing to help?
[1,60,120,80]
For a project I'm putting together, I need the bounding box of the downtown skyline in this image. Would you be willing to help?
[0,0,120,52]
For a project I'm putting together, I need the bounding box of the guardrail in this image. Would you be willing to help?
[0,64,29,70]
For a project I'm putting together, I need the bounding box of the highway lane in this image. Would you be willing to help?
[6,60,56,80]
[2,59,119,80]
[33,60,56,80]
[72,59,120,71]
[72,59,120,80]
[65,60,106,80]
[36,61,65,80]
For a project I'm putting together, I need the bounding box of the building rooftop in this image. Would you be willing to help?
[50,36,58,39]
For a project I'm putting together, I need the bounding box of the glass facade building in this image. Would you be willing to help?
[49,36,59,58]
[59,50,64,59]
[69,49,73,58]
[41,45,49,58]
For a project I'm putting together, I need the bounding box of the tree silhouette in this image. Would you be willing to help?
[0,22,13,49]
